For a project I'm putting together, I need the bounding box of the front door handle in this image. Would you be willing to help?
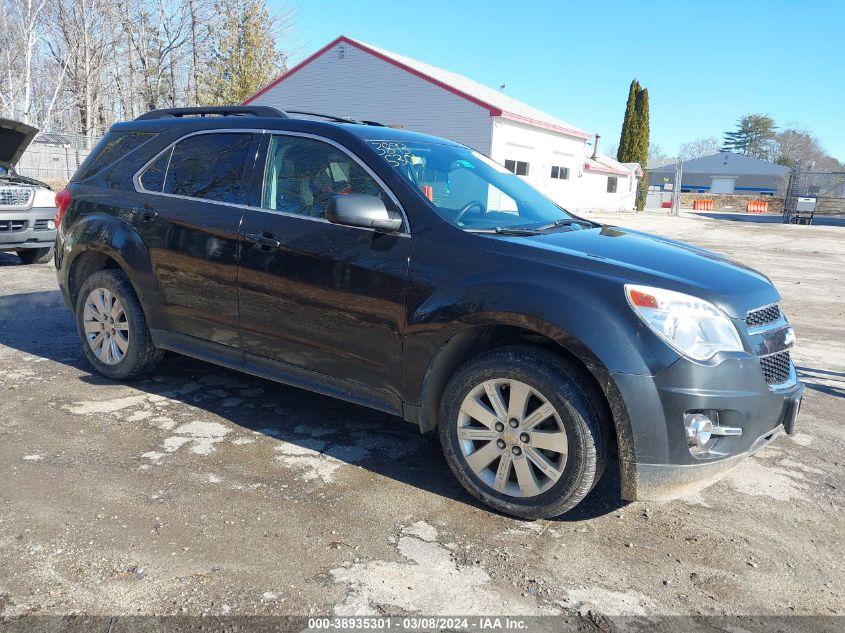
[244,232,281,251]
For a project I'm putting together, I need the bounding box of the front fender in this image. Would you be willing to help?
[57,212,161,327]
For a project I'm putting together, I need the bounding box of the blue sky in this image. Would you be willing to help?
[276,0,844,161]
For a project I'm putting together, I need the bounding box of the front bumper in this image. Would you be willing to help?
[612,353,804,501]
[0,206,57,250]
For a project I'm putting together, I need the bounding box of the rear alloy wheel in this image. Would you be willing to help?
[82,287,130,365]
[17,246,54,265]
[439,347,607,519]
[75,269,163,380]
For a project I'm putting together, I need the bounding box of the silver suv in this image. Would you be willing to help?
[0,119,57,264]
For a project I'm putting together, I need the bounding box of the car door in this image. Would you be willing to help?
[237,132,410,403]
[133,130,260,349]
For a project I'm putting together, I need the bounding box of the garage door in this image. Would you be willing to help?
[711,177,736,194]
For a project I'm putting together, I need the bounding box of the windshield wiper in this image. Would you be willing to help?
[465,227,546,235]
[533,218,597,231]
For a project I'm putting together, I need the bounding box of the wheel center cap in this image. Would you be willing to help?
[502,430,519,445]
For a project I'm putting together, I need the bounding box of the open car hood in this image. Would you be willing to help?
[0,118,39,169]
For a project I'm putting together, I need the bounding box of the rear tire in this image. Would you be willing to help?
[75,269,163,380]
[18,246,54,265]
[439,346,607,519]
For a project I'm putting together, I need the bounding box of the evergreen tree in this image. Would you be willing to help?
[616,80,639,163]
[722,114,777,159]
[617,79,650,210]
[202,0,285,105]
[633,87,650,211]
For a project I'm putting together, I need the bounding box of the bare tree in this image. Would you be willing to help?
[678,137,720,160]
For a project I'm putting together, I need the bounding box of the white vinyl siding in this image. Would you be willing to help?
[250,42,493,154]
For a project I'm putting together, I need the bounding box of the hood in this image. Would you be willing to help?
[491,225,780,318]
[0,118,39,169]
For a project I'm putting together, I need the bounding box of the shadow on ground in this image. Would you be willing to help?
[0,288,626,520]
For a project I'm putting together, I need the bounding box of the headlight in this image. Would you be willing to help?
[625,284,744,361]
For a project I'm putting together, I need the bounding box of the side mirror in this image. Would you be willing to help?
[326,194,403,232]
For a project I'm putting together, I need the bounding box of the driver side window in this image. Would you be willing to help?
[261,135,399,219]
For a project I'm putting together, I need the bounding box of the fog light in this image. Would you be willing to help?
[685,413,713,448]
[47,220,56,230]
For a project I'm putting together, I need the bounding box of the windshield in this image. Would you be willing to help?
[369,140,581,231]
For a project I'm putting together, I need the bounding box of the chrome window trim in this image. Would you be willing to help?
[258,130,409,234]
[131,128,410,236]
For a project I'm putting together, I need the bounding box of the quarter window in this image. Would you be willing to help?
[139,148,171,192]
[262,135,399,219]
[607,176,618,193]
[156,133,254,203]
[504,159,530,176]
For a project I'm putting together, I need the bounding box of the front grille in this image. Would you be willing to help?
[746,304,781,328]
[0,186,33,207]
[34,219,51,230]
[760,351,792,385]
[0,219,28,232]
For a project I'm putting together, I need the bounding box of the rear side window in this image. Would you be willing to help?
[76,132,156,181]
[160,133,254,203]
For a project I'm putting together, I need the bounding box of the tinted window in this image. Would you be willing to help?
[262,135,399,218]
[139,148,171,192]
[607,176,618,193]
[76,132,156,181]
[163,133,254,203]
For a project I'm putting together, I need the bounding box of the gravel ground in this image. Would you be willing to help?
[0,211,842,623]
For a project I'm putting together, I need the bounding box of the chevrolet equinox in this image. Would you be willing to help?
[54,107,803,519]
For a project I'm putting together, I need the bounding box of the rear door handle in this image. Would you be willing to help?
[244,232,281,250]
[130,207,157,222]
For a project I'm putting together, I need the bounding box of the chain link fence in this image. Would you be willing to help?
[783,169,845,222]
[15,130,104,185]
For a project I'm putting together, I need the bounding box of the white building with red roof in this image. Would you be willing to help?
[245,36,640,212]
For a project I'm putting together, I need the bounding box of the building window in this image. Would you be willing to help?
[550,165,570,180]
[505,159,529,176]
[607,176,618,193]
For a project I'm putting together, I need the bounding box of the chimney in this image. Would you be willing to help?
[591,134,601,159]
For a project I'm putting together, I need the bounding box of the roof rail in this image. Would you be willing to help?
[285,110,384,127]
[136,106,289,120]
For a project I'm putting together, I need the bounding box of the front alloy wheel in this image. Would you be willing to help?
[457,379,568,497]
[439,347,607,519]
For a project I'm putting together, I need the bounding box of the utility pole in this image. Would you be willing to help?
[672,160,683,216]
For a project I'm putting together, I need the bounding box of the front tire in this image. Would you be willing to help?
[75,269,163,380]
[439,347,607,519]
[17,246,54,265]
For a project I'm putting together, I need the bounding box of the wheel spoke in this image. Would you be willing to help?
[97,335,111,363]
[508,380,531,421]
[513,456,541,496]
[528,430,568,454]
[525,447,563,482]
[460,396,500,429]
[457,427,498,442]
[522,402,555,430]
[114,321,129,332]
[109,337,121,361]
[84,303,102,322]
[111,301,123,320]
[113,332,129,353]
[484,381,508,420]
[493,453,513,492]
[83,320,102,334]
[465,440,501,474]
[94,289,108,316]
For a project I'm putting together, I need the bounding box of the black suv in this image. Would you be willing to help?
[55,107,803,519]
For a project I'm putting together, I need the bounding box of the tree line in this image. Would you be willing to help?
[0,0,293,141]
[678,115,842,172]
